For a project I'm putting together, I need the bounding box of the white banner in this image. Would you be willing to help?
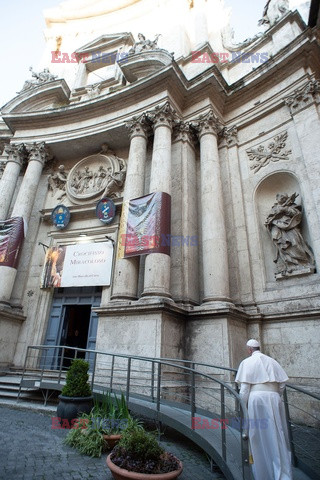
[41,242,113,288]
[61,242,113,287]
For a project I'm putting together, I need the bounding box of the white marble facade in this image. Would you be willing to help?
[0,0,319,393]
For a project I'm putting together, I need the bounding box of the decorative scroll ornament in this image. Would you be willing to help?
[147,102,177,130]
[48,165,68,201]
[219,125,238,147]
[246,132,291,174]
[128,33,161,55]
[66,145,126,205]
[265,193,315,279]
[3,143,28,167]
[173,121,197,146]
[125,113,152,140]
[192,109,222,138]
[21,67,58,92]
[284,80,320,115]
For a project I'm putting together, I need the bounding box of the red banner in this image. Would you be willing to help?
[119,192,171,258]
[0,217,24,269]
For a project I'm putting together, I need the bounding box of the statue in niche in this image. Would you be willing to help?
[48,165,68,201]
[21,67,58,92]
[265,193,315,277]
[258,0,290,27]
[128,33,161,55]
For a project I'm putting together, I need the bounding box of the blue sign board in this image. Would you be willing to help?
[96,198,116,224]
[51,205,71,230]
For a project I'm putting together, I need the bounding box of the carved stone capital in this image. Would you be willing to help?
[193,110,221,139]
[284,80,320,115]
[125,113,151,140]
[147,101,177,131]
[2,143,28,166]
[26,142,53,165]
[172,121,198,147]
[219,125,238,147]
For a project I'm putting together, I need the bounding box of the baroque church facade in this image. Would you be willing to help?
[0,0,319,391]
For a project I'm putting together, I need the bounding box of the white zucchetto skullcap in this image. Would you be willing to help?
[246,339,260,348]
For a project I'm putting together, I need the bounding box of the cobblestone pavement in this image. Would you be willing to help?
[0,406,225,480]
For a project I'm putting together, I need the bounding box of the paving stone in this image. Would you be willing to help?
[0,405,224,480]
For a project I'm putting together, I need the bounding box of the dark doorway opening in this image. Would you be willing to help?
[61,304,91,367]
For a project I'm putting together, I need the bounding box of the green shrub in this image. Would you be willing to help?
[117,428,164,462]
[61,358,92,397]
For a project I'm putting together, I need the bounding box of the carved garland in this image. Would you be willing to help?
[246,132,291,174]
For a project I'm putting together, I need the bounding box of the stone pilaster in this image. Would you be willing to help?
[0,144,27,221]
[219,126,255,308]
[142,102,175,298]
[111,114,150,300]
[170,121,199,304]
[194,110,230,303]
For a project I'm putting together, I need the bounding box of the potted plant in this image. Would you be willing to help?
[57,358,93,427]
[64,392,141,457]
[106,427,183,480]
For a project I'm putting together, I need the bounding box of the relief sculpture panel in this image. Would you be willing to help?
[62,147,126,205]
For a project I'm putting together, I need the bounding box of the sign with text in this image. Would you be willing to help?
[41,242,113,288]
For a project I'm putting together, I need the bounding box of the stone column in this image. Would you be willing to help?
[171,122,199,304]
[0,142,52,305]
[0,144,26,221]
[142,102,175,298]
[195,110,230,303]
[111,114,150,300]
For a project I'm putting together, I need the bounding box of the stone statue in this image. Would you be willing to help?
[101,158,126,198]
[265,193,315,277]
[22,67,58,92]
[258,0,290,27]
[128,33,161,55]
[48,165,68,201]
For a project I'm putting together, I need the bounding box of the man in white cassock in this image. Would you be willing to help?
[235,339,293,480]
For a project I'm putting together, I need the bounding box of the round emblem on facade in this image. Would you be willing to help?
[51,205,70,229]
[96,198,116,224]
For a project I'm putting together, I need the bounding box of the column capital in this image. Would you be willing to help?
[172,121,198,147]
[147,101,177,131]
[219,125,238,147]
[125,113,151,140]
[25,142,53,165]
[193,109,221,139]
[284,79,320,115]
[2,143,28,166]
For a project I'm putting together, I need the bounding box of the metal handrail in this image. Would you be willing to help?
[18,345,320,480]
[19,344,251,480]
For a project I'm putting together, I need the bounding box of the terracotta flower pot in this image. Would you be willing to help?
[103,434,122,450]
[106,453,183,480]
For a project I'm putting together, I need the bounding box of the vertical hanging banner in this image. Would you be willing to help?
[117,192,171,258]
[0,217,24,268]
[41,242,113,288]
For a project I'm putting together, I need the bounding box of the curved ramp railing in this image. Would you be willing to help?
[17,345,320,479]
[18,345,251,480]
[284,384,320,479]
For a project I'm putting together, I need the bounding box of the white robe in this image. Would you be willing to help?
[236,351,293,480]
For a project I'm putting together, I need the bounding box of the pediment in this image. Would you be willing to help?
[1,80,70,114]
[118,49,173,83]
[75,32,134,55]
